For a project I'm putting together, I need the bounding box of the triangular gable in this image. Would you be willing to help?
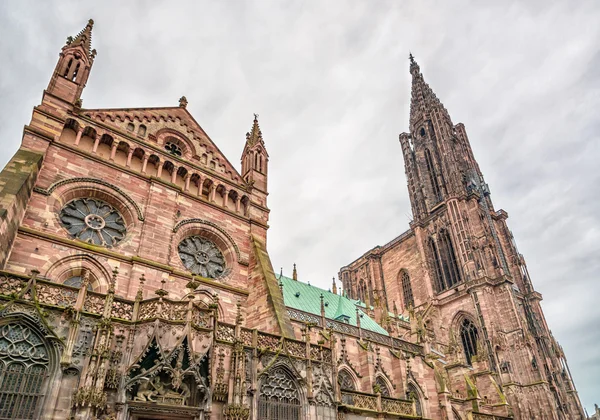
[80,106,244,183]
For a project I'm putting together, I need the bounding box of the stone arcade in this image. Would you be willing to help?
[0,20,585,420]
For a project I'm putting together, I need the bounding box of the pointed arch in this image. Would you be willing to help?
[374,374,392,397]
[399,269,414,309]
[407,382,424,416]
[0,314,60,420]
[460,318,479,365]
[337,368,357,391]
[258,364,303,420]
[452,407,463,420]
[428,237,445,292]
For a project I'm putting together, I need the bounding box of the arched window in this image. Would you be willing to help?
[127,122,135,132]
[438,229,461,288]
[337,370,356,391]
[71,62,81,82]
[258,367,301,420]
[460,319,479,365]
[452,407,463,420]
[407,383,423,416]
[138,124,147,137]
[401,270,414,309]
[428,237,445,292]
[63,58,73,77]
[0,324,50,419]
[424,149,442,203]
[374,376,391,397]
[64,275,92,291]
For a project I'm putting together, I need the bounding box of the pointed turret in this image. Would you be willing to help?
[65,19,96,61]
[46,19,97,106]
[400,55,480,218]
[241,113,269,194]
[408,54,452,133]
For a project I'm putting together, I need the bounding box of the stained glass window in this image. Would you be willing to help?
[460,319,479,365]
[178,236,225,278]
[0,324,49,419]
[59,198,126,247]
[258,367,301,420]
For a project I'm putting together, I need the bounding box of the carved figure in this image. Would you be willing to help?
[133,377,157,402]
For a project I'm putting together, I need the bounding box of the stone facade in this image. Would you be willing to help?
[0,21,584,420]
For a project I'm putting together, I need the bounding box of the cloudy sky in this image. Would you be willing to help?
[1,0,598,411]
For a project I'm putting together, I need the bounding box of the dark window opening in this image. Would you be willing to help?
[460,318,479,365]
[438,229,461,288]
[424,149,442,203]
[401,271,414,309]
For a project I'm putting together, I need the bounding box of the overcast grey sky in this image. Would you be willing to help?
[1,0,598,411]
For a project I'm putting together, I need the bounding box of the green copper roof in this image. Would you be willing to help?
[279,275,389,336]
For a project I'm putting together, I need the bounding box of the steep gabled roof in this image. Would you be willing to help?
[279,274,389,336]
[81,104,243,182]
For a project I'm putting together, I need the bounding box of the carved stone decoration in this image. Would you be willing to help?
[59,198,126,247]
[258,367,301,418]
[126,337,210,409]
[0,323,50,419]
[178,236,225,278]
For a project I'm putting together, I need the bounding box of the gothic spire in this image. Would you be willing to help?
[245,113,264,148]
[408,54,451,132]
[65,19,96,61]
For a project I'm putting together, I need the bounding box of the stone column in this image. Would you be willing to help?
[109,143,118,160]
[235,195,241,213]
[126,149,134,167]
[92,133,101,153]
[74,128,84,146]
[184,173,191,191]
[222,187,229,207]
[141,155,149,173]
[210,184,217,202]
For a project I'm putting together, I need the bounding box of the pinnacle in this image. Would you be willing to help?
[245,113,263,147]
[65,19,96,60]
[408,57,451,130]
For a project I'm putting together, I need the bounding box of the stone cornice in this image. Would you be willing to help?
[43,141,269,228]
[17,226,249,296]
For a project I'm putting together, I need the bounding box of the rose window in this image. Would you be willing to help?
[165,141,182,156]
[59,198,126,247]
[178,236,225,278]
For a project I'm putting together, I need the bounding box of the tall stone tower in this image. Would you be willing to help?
[0,18,585,420]
[340,56,585,419]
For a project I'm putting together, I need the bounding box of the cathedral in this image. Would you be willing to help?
[0,19,585,420]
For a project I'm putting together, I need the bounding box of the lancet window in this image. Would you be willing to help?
[374,376,391,397]
[258,367,301,420]
[428,231,462,293]
[438,229,461,288]
[428,237,444,292]
[400,270,414,309]
[337,370,355,391]
[407,383,423,416]
[460,318,479,365]
[424,148,442,203]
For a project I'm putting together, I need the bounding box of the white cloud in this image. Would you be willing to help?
[0,0,598,411]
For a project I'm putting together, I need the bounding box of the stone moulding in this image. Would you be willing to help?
[287,306,423,355]
[34,177,145,221]
[16,227,250,296]
[173,218,247,266]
